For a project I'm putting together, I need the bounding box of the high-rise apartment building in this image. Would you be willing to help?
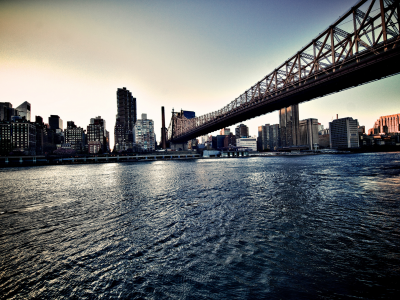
[299,118,319,150]
[134,113,155,152]
[87,116,107,153]
[16,101,31,121]
[115,87,137,151]
[279,104,299,147]
[65,121,86,152]
[235,124,249,138]
[329,117,359,149]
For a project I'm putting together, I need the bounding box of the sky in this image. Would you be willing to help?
[1,0,399,148]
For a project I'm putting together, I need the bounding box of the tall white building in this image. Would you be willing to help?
[198,135,208,145]
[329,117,359,149]
[134,113,155,151]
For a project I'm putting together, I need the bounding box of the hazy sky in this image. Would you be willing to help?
[1,0,399,147]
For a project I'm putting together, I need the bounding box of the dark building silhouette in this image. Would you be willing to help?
[299,118,319,150]
[88,116,108,153]
[224,133,236,147]
[65,121,86,153]
[115,87,136,151]
[1,116,40,155]
[329,117,359,149]
[258,124,271,151]
[235,124,249,138]
[48,115,63,131]
[0,102,18,122]
[270,124,280,150]
[216,135,226,149]
[279,104,299,147]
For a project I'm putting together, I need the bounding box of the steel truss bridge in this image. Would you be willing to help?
[168,0,400,144]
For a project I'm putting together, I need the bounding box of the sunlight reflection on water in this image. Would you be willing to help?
[0,153,400,299]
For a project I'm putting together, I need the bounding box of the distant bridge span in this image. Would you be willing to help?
[168,0,400,143]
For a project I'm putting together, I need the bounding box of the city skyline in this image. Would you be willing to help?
[1,0,399,148]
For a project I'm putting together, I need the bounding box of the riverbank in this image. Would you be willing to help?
[0,153,201,168]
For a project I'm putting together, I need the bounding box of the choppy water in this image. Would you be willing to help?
[1,153,400,299]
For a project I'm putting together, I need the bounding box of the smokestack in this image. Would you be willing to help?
[336,114,338,120]
[161,106,166,149]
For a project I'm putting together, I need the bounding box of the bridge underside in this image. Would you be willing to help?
[171,44,400,143]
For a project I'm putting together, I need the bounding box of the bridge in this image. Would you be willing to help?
[167,0,400,145]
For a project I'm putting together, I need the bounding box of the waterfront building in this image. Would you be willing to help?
[329,117,359,149]
[48,115,63,131]
[88,141,102,154]
[369,113,400,135]
[224,133,236,147]
[258,124,271,151]
[235,124,249,138]
[236,137,257,151]
[188,139,198,150]
[216,135,226,149]
[65,121,86,153]
[318,134,330,148]
[270,124,280,150]
[1,118,37,155]
[0,121,12,155]
[299,118,319,150]
[115,87,137,151]
[87,116,107,153]
[208,136,218,150]
[16,101,31,121]
[279,104,299,147]
[134,113,155,152]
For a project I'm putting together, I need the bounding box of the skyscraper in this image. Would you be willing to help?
[329,117,359,149]
[279,104,299,147]
[299,118,319,150]
[115,87,136,151]
[270,124,280,150]
[257,124,270,151]
[16,101,31,121]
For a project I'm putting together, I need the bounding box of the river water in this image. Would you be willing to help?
[1,153,400,299]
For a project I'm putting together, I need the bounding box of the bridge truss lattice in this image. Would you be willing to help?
[168,0,400,142]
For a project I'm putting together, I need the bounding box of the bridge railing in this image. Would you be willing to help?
[169,0,400,140]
